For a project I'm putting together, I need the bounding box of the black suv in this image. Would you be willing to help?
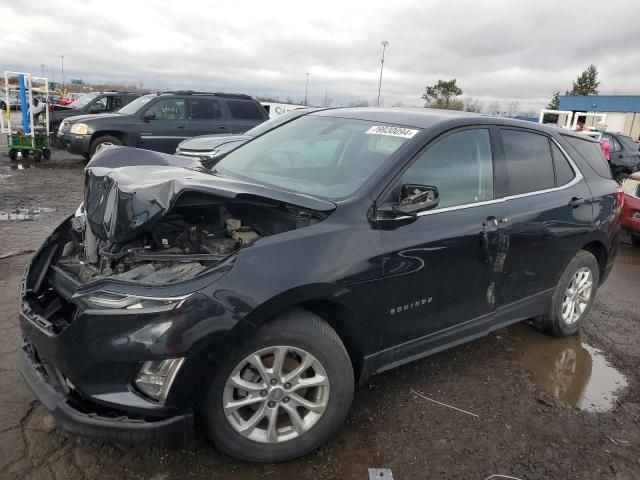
[57,92,268,159]
[50,91,141,131]
[19,108,621,462]
[601,131,640,183]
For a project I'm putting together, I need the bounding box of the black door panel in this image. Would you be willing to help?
[496,128,593,304]
[378,127,506,349]
[380,204,508,348]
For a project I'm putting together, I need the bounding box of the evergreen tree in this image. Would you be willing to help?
[547,91,560,110]
[566,65,600,96]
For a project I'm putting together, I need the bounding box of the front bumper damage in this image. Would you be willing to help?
[19,340,195,448]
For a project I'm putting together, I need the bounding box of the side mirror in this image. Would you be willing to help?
[392,184,440,216]
[143,110,155,121]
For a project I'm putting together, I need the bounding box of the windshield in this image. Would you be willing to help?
[244,108,314,137]
[117,95,154,114]
[215,115,419,199]
[69,93,97,109]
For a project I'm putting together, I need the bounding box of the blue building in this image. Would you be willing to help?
[558,95,640,139]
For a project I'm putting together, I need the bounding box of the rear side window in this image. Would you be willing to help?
[562,135,612,179]
[550,142,575,186]
[227,100,265,120]
[189,99,223,119]
[501,129,555,195]
[111,96,123,110]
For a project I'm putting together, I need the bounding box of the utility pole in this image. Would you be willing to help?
[60,55,65,91]
[377,41,389,107]
[40,64,45,78]
[304,72,310,106]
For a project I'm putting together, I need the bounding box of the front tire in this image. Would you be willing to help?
[202,309,354,462]
[536,250,599,337]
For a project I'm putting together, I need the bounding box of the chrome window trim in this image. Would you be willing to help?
[391,136,584,219]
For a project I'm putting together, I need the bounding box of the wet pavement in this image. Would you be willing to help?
[1,147,640,479]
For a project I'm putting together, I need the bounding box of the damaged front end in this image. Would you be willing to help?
[17,155,336,446]
[47,163,334,286]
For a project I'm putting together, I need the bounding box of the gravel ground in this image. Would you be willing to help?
[1,146,639,480]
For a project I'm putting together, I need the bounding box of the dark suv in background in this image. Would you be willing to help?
[57,91,268,159]
[50,91,141,132]
[601,131,640,183]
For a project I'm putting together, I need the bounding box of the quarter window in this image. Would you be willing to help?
[562,134,612,179]
[190,99,223,120]
[227,100,265,120]
[550,142,575,186]
[501,129,555,195]
[145,99,187,120]
[402,129,494,209]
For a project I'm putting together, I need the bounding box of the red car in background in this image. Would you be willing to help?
[621,172,640,246]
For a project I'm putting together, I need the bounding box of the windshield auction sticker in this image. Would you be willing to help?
[365,126,419,138]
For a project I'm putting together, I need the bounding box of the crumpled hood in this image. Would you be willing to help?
[84,155,336,244]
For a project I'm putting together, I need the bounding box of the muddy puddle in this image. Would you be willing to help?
[508,323,628,412]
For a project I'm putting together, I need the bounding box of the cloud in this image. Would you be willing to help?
[3,0,639,111]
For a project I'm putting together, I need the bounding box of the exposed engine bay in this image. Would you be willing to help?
[54,198,324,284]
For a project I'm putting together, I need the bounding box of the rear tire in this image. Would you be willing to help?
[536,250,599,337]
[201,308,354,462]
[89,135,122,158]
[42,148,51,160]
[33,149,42,162]
[8,149,17,161]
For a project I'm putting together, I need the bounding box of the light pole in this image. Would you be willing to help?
[377,41,389,107]
[304,72,310,106]
[60,55,65,91]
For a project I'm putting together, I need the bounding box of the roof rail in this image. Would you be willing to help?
[162,90,253,100]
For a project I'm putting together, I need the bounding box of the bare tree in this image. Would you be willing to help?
[348,100,370,107]
[463,97,483,113]
[488,101,501,115]
[506,101,519,117]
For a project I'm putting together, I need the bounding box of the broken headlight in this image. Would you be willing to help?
[76,292,191,310]
[134,358,185,402]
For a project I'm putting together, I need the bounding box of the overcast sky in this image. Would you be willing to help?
[3,0,640,113]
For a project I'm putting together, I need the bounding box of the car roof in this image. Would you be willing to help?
[312,107,480,128]
[310,107,592,139]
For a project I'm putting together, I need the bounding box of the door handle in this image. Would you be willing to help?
[218,126,228,130]
[568,197,585,207]
[482,216,508,231]
[177,125,186,129]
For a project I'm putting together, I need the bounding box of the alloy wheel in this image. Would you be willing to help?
[562,267,593,325]
[222,346,330,444]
